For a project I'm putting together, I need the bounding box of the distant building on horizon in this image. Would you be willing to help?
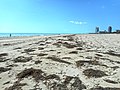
[95,26,113,34]
[95,27,99,33]
[116,30,120,33]
[94,26,120,34]
[108,26,112,33]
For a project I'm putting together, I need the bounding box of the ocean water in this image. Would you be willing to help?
[0,33,63,37]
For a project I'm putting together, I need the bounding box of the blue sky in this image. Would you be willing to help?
[0,0,120,33]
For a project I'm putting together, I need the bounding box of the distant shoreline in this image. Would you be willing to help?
[0,33,78,37]
[0,33,120,38]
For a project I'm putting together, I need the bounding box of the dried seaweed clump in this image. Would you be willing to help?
[56,84,69,90]
[45,74,60,80]
[14,47,22,50]
[63,76,86,90]
[63,76,74,85]
[3,43,11,46]
[105,51,120,57]
[71,77,86,90]
[35,60,42,64]
[0,53,8,57]
[90,86,120,90]
[104,79,118,84]
[48,83,68,90]
[85,56,92,59]
[47,56,71,64]
[76,41,86,47]
[62,57,71,59]
[76,60,89,67]
[63,42,77,48]
[69,51,78,54]
[38,47,44,50]
[13,56,32,62]
[5,81,27,90]
[0,67,11,74]
[76,60,100,67]
[76,47,83,50]
[0,57,8,62]
[67,36,75,41]
[53,41,62,47]
[83,69,107,78]
[95,53,103,57]
[24,48,35,53]
[17,68,45,82]
[37,53,48,56]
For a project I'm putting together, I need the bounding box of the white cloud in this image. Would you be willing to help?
[69,21,87,25]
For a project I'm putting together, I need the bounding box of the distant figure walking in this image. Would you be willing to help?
[10,34,11,37]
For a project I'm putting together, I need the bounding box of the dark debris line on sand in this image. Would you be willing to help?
[47,56,71,64]
[24,48,36,53]
[5,68,87,90]
[17,68,45,82]
[104,79,118,84]
[0,67,11,74]
[0,57,9,62]
[0,53,8,57]
[13,56,32,63]
[69,51,78,54]
[90,86,120,90]
[83,69,108,78]
[5,68,45,90]
[76,60,99,67]
[76,60,108,68]
[5,81,27,90]
[104,51,120,57]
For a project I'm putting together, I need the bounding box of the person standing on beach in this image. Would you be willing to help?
[10,34,11,37]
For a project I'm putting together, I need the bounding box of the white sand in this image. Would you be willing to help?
[0,34,120,90]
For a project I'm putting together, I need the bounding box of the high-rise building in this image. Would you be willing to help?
[95,27,99,33]
[108,26,112,33]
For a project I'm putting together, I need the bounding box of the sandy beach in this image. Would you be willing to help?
[0,34,120,90]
